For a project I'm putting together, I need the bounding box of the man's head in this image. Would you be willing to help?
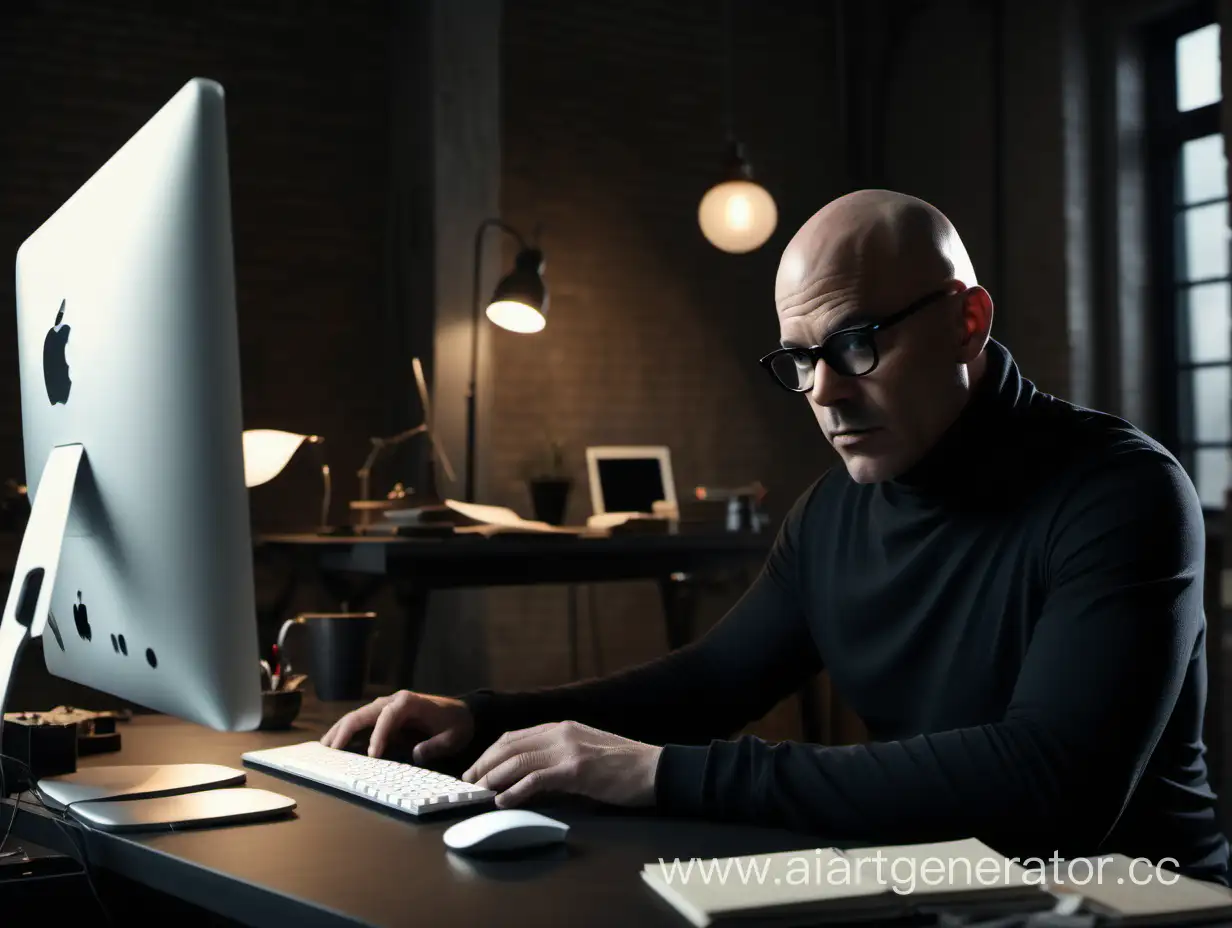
[769,189,994,483]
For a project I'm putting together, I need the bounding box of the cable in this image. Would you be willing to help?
[0,766,16,858]
[0,711,8,855]
[0,751,111,925]
[722,0,735,142]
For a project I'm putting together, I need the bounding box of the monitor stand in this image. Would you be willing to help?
[0,443,289,830]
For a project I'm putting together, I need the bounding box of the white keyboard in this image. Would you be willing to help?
[242,741,496,816]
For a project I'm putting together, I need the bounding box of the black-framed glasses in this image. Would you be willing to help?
[758,288,956,392]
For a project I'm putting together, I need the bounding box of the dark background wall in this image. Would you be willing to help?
[479,0,836,730]
[0,0,400,534]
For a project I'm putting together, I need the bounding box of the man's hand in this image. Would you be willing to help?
[460,720,662,809]
[321,690,474,763]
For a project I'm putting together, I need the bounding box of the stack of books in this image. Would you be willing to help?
[641,837,1232,926]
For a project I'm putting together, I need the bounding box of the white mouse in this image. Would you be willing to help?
[442,809,569,854]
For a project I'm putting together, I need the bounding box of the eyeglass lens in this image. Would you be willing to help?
[770,332,877,389]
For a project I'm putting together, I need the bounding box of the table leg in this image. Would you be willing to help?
[253,545,302,654]
[657,572,698,651]
[567,585,579,679]
[391,582,430,689]
[317,572,387,613]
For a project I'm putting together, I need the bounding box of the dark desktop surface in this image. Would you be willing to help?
[5,697,847,928]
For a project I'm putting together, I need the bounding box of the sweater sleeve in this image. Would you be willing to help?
[654,452,1206,862]
[458,481,825,753]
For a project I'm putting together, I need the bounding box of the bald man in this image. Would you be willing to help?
[324,190,1229,883]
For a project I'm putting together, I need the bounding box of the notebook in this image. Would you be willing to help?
[640,837,1049,927]
[1046,854,1232,925]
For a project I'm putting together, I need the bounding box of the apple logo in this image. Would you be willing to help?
[43,299,72,405]
[72,590,91,641]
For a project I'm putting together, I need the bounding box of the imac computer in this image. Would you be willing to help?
[1,78,292,826]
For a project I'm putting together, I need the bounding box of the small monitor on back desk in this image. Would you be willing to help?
[586,446,677,515]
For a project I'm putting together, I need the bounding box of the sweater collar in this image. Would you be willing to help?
[878,338,1032,504]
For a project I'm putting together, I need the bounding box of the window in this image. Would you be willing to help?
[1148,4,1229,510]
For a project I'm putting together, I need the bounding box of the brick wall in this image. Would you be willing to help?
[492,0,837,528]
[880,0,1079,401]
[483,0,840,738]
[0,0,397,533]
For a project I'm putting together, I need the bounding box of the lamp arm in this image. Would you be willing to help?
[355,425,428,502]
[468,217,530,503]
[304,436,331,530]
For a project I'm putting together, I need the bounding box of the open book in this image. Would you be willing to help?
[1047,854,1232,926]
[641,837,1050,927]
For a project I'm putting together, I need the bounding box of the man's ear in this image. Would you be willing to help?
[958,286,993,360]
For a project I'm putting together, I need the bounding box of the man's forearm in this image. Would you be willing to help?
[459,563,821,752]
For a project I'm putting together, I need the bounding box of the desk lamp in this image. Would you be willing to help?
[242,429,332,532]
[468,218,549,502]
[350,357,458,532]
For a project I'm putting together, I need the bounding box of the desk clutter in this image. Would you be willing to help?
[1,706,128,788]
[640,836,1232,927]
[371,494,769,538]
[252,418,773,539]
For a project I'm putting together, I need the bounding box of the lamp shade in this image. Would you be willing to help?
[698,140,777,254]
[242,429,309,488]
[485,247,547,334]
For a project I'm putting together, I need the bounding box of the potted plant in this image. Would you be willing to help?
[524,439,572,525]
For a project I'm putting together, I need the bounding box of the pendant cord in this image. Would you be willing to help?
[723,0,735,142]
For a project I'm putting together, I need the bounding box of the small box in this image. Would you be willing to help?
[1,713,77,792]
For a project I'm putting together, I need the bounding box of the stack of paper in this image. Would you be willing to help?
[384,500,585,536]
[641,837,1049,927]
[1047,854,1232,925]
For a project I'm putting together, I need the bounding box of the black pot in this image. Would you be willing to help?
[528,478,572,525]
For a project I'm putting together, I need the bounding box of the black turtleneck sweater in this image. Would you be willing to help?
[461,339,1229,882]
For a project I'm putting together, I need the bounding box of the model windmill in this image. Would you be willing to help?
[349,357,457,532]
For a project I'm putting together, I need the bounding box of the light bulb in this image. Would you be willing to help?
[486,299,546,334]
[698,179,777,253]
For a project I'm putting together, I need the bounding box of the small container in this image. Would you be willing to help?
[291,612,377,701]
[258,689,303,730]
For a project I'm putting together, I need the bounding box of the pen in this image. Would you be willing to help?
[274,616,303,684]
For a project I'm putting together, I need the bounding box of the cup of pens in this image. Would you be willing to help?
[258,636,310,730]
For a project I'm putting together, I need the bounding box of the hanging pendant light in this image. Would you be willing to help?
[698,0,778,254]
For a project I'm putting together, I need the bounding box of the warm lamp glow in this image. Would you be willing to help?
[486,299,546,334]
[242,429,310,488]
[698,179,778,253]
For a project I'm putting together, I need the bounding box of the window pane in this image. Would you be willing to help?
[1194,448,1230,509]
[1180,365,1232,443]
[1182,282,1232,363]
[1181,134,1227,204]
[1177,23,1222,112]
[1179,201,1230,280]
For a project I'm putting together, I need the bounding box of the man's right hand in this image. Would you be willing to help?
[320,690,474,763]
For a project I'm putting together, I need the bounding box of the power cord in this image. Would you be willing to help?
[0,763,16,857]
[0,750,111,925]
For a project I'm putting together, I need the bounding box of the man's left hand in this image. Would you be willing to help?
[460,721,662,809]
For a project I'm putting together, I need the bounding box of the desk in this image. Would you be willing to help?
[9,701,854,928]
[256,532,772,688]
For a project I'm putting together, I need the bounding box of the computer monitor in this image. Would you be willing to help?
[585,445,677,515]
[4,78,261,750]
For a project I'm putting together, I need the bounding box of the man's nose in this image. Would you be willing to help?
[809,358,855,407]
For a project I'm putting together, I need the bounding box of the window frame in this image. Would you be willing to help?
[1145,0,1227,510]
